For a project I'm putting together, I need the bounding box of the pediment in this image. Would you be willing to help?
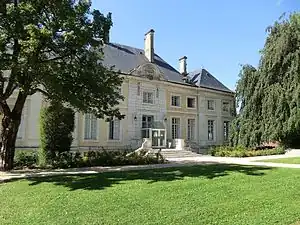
[129,63,164,80]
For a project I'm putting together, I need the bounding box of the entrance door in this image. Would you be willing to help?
[152,129,166,148]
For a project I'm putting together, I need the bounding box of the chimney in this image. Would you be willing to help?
[179,55,188,76]
[144,29,154,62]
[179,56,188,82]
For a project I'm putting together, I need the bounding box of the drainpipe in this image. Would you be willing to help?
[196,88,200,153]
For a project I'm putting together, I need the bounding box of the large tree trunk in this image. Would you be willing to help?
[0,114,21,171]
[0,90,26,171]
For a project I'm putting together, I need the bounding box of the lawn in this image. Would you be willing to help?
[1,164,300,225]
[257,157,300,164]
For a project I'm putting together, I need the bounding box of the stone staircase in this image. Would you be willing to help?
[160,149,201,159]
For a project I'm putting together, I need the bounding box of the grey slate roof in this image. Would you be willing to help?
[188,69,234,93]
[102,43,186,84]
[101,43,233,93]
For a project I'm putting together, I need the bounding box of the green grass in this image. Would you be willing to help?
[1,164,300,225]
[258,157,300,164]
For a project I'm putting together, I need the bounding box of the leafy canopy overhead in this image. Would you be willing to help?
[230,13,300,147]
[0,0,124,119]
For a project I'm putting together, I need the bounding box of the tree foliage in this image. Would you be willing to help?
[230,13,300,148]
[0,0,124,170]
[40,102,75,163]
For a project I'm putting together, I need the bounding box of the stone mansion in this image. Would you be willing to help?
[14,29,235,151]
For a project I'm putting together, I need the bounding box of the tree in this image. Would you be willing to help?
[0,0,124,170]
[230,12,300,148]
[40,101,75,163]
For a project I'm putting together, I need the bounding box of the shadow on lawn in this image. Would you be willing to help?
[22,164,272,191]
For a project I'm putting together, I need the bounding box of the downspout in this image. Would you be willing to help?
[196,87,200,153]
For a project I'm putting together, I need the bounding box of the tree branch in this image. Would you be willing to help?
[3,82,18,100]
[0,100,11,116]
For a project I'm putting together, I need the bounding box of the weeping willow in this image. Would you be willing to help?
[230,13,300,148]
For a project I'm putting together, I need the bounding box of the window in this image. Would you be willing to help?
[171,96,180,107]
[187,119,195,141]
[142,115,154,128]
[84,113,97,140]
[222,101,230,112]
[224,121,229,141]
[187,97,196,108]
[208,100,215,110]
[208,120,214,141]
[143,91,154,104]
[171,118,180,139]
[109,119,120,140]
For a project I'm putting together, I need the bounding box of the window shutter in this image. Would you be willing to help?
[114,119,120,140]
[91,115,97,140]
[84,114,91,139]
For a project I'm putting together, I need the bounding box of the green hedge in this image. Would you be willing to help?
[40,102,75,163]
[14,150,165,169]
[209,145,285,157]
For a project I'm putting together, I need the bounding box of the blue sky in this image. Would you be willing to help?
[92,0,299,91]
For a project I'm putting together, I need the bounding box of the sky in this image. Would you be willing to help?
[92,0,300,91]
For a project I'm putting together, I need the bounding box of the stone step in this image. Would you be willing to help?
[160,149,200,159]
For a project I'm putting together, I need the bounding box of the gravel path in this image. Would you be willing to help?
[1,153,300,182]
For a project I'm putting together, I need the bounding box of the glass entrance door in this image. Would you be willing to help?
[152,129,166,148]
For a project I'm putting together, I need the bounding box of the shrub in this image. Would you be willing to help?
[210,145,285,157]
[40,101,75,163]
[37,148,47,168]
[14,150,38,168]
[13,149,165,169]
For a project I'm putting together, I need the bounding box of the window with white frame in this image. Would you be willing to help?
[171,117,180,139]
[143,91,154,104]
[171,96,180,107]
[224,121,229,141]
[208,120,215,141]
[187,118,195,141]
[84,113,97,140]
[187,97,196,108]
[208,100,215,110]
[222,101,230,112]
[108,119,120,140]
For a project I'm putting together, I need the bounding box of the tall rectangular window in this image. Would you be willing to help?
[224,121,229,141]
[109,119,120,140]
[187,119,195,141]
[143,92,154,104]
[171,96,180,107]
[84,113,97,140]
[208,120,214,141]
[208,100,215,110]
[172,118,180,139]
